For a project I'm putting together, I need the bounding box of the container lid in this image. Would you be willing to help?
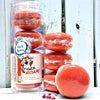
[11,0,41,12]
[11,0,45,16]
[11,0,40,7]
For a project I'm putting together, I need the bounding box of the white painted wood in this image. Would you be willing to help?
[0,88,100,99]
[42,0,62,33]
[65,0,94,86]
[0,0,6,87]
[5,0,12,88]
[95,0,100,87]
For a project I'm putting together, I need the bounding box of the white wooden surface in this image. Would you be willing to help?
[0,0,6,88]
[0,87,100,100]
[65,0,94,86]
[0,0,12,88]
[5,0,12,88]
[42,0,62,33]
[95,0,100,87]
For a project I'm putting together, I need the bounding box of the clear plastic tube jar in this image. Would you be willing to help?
[10,0,45,92]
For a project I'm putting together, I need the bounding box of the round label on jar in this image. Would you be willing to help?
[15,37,31,59]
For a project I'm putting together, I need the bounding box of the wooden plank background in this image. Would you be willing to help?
[0,0,97,87]
[95,0,100,87]
[65,0,94,86]
[43,0,62,33]
[0,0,6,88]
[5,0,12,88]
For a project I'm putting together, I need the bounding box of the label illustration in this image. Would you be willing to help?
[15,36,31,59]
[17,54,43,84]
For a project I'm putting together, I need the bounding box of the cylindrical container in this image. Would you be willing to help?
[10,0,45,92]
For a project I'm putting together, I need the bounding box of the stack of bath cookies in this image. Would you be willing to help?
[43,32,73,92]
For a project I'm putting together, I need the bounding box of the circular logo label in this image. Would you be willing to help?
[15,37,31,59]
